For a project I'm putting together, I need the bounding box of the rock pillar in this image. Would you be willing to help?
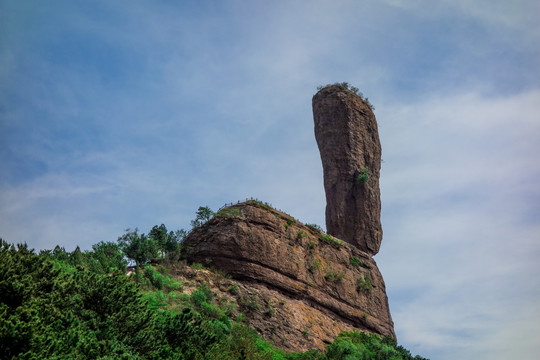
[313,84,382,254]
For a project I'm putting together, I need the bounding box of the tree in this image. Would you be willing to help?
[89,241,127,273]
[190,206,215,228]
[117,229,159,268]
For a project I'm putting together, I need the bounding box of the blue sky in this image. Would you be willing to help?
[1,1,539,359]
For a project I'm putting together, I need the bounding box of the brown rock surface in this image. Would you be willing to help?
[313,84,383,254]
[182,201,394,352]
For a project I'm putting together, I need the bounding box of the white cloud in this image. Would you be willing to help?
[377,88,540,360]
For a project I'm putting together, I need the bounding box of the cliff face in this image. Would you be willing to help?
[313,84,382,255]
[182,201,394,352]
[182,84,393,351]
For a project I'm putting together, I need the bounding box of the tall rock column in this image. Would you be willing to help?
[313,84,382,254]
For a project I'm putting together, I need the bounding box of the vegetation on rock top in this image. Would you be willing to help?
[316,82,375,111]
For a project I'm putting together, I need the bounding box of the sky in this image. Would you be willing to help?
[1,1,539,359]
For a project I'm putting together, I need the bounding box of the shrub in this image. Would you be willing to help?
[319,234,344,249]
[246,199,274,211]
[191,262,205,270]
[307,240,317,250]
[316,82,375,110]
[238,293,261,312]
[357,167,369,185]
[357,275,373,291]
[325,271,345,283]
[285,218,296,229]
[228,283,239,294]
[349,256,363,267]
[305,224,323,234]
[308,260,322,272]
[217,208,241,219]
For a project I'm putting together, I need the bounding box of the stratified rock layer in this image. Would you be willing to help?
[313,84,383,255]
[182,202,395,352]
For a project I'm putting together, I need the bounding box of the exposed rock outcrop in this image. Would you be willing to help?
[182,201,394,352]
[313,84,383,254]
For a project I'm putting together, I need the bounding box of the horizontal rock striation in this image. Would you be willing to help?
[182,202,395,351]
[313,84,383,254]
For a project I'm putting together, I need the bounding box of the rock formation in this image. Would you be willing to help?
[182,201,394,352]
[313,84,383,255]
[181,84,394,351]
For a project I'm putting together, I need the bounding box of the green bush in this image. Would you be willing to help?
[325,331,429,360]
[325,271,345,283]
[217,208,241,219]
[316,82,375,110]
[350,256,363,267]
[305,224,323,234]
[0,240,217,359]
[191,262,205,270]
[308,260,322,272]
[357,167,369,185]
[0,237,429,360]
[319,234,344,249]
[246,199,274,211]
[357,275,373,291]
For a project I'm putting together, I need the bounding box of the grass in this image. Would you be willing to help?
[357,275,373,291]
[305,223,323,233]
[319,234,344,249]
[307,260,322,272]
[325,271,345,283]
[216,208,241,218]
[350,256,363,267]
[316,82,375,110]
[357,167,369,185]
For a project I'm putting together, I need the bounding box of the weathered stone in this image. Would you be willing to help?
[182,202,395,352]
[313,84,383,254]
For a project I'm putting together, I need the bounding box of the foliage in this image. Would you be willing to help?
[118,228,160,268]
[285,218,296,229]
[356,167,369,185]
[316,82,375,110]
[40,242,127,274]
[349,256,363,267]
[357,275,373,291]
[191,206,216,228]
[190,262,205,270]
[0,240,217,359]
[217,207,241,219]
[246,199,274,211]
[325,331,429,360]
[305,223,323,234]
[319,234,344,249]
[308,260,322,272]
[142,264,182,292]
[0,214,430,360]
[325,271,346,283]
[228,283,239,294]
[117,225,184,268]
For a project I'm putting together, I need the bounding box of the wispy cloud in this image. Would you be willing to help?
[377,89,540,359]
[1,1,539,359]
